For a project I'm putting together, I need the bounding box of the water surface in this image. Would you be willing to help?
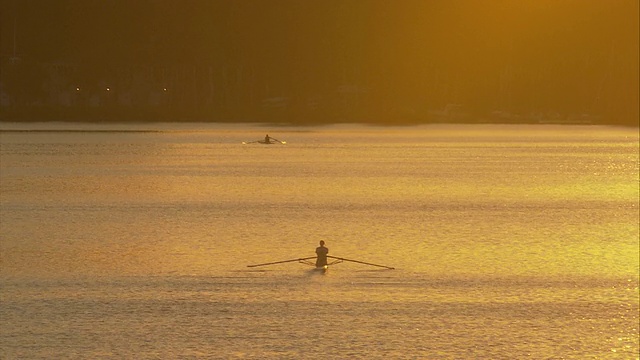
[1,123,638,359]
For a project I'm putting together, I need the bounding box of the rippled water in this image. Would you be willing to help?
[1,123,638,359]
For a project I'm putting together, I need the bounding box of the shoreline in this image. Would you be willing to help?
[1,119,637,128]
[2,106,637,127]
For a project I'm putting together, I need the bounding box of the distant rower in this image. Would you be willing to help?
[315,241,329,268]
[264,134,272,144]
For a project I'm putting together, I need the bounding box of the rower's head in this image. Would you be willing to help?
[319,240,325,246]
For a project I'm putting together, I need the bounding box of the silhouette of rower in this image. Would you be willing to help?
[264,134,272,144]
[315,240,329,267]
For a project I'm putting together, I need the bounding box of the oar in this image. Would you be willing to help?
[270,138,287,145]
[327,256,394,270]
[247,257,316,268]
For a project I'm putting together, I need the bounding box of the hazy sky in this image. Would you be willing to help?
[1,0,638,124]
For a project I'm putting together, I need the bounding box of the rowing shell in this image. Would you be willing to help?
[247,255,394,271]
[242,139,287,145]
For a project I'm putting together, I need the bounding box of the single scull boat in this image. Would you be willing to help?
[247,255,394,272]
[242,135,286,145]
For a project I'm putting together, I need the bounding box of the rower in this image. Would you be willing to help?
[264,134,271,144]
[315,241,329,268]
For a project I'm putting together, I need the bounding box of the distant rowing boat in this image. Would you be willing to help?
[243,140,286,145]
[242,135,286,145]
[247,255,394,272]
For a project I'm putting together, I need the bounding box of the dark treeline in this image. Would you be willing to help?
[1,0,638,125]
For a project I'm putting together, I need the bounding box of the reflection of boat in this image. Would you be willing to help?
[247,255,394,273]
